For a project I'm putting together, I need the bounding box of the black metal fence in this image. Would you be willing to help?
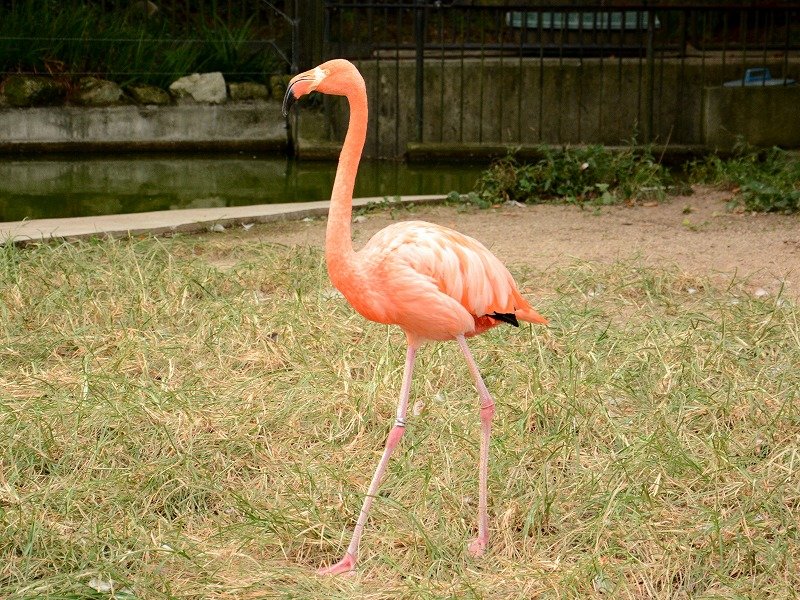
[2,1,799,157]
[0,0,297,85]
[321,1,800,157]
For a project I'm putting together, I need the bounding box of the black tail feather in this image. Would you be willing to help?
[489,312,519,327]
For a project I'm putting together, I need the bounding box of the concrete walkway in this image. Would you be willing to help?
[0,195,447,243]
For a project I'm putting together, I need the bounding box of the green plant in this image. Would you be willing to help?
[475,146,670,206]
[0,3,285,88]
[688,146,800,213]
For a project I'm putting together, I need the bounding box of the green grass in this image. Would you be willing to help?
[1,231,798,598]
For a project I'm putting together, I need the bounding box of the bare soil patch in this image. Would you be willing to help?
[242,185,800,298]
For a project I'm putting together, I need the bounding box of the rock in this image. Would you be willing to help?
[129,0,159,17]
[269,74,291,99]
[72,77,124,106]
[228,81,270,101]
[3,75,66,107]
[126,83,172,105]
[169,72,227,104]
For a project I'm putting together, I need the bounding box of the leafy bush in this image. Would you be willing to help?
[688,146,800,213]
[0,2,284,88]
[475,146,670,206]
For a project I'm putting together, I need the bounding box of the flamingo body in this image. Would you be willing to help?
[282,58,547,575]
[334,220,546,343]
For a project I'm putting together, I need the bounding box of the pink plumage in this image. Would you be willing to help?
[283,58,547,575]
[341,220,547,343]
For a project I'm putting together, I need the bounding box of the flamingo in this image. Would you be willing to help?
[283,59,547,576]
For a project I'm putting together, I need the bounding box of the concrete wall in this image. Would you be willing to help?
[1,57,797,159]
[703,86,800,149]
[0,102,287,153]
[301,56,800,158]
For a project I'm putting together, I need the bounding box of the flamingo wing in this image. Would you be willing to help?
[355,221,546,341]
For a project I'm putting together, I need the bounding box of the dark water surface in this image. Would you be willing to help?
[0,155,485,222]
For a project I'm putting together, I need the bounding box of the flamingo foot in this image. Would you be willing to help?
[316,553,356,576]
[468,537,487,557]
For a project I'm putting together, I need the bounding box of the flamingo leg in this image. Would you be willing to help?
[456,335,494,557]
[317,344,417,575]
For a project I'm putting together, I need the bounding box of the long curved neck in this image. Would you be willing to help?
[326,79,368,280]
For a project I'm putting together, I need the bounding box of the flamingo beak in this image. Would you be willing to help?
[283,67,328,117]
[282,79,305,117]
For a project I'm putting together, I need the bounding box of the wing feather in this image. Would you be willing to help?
[362,221,526,319]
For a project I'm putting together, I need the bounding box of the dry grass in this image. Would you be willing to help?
[1,228,798,599]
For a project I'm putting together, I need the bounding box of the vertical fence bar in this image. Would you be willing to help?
[478,7,486,143]
[784,9,791,85]
[721,11,728,85]
[597,10,605,144]
[675,9,687,142]
[538,10,544,143]
[657,10,664,142]
[616,10,624,141]
[414,0,425,143]
[740,7,747,83]
[700,10,707,91]
[760,9,768,86]
[460,8,466,143]
[557,8,565,142]
[644,10,655,143]
[517,9,525,143]
[577,9,585,142]
[438,6,445,144]
[497,9,504,144]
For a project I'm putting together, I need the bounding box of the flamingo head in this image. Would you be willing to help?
[282,59,364,116]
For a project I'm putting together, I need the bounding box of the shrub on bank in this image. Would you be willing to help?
[474,146,671,206]
[0,2,284,89]
[688,146,800,213]
[471,145,799,213]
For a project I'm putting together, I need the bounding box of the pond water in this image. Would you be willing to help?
[0,155,485,222]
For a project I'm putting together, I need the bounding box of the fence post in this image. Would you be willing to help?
[644,6,656,143]
[415,0,426,142]
[296,0,325,71]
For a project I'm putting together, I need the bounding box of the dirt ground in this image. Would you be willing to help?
[248,185,800,299]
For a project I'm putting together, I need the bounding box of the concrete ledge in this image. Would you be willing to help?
[0,102,288,154]
[703,86,800,149]
[0,195,447,243]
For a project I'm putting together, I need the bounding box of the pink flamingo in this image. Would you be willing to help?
[283,59,547,576]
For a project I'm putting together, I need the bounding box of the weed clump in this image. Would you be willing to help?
[474,146,670,206]
[688,146,800,213]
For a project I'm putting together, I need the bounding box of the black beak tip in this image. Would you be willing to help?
[282,87,297,118]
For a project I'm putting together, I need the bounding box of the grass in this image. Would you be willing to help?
[1,229,799,598]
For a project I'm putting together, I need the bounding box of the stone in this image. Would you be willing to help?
[129,1,159,17]
[169,72,227,104]
[126,83,172,105]
[228,82,270,101]
[2,75,66,107]
[72,77,124,106]
[269,74,291,100]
